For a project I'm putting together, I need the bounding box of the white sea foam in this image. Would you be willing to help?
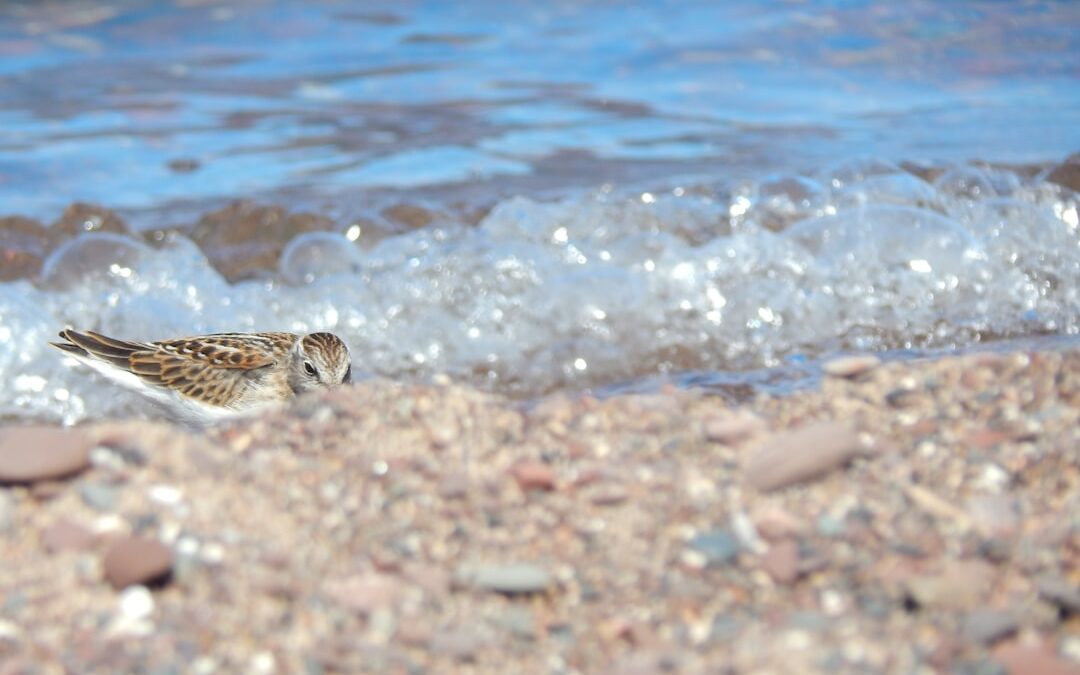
[2,164,1077,423]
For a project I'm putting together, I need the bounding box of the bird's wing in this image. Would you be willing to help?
[52,330,294,408]
[148,333,292,370]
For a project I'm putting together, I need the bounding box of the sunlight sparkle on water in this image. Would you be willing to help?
[909,259,933,274]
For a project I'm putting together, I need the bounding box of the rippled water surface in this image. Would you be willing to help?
[0,0,1078,422]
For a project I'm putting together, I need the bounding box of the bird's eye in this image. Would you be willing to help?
[304,361,317,377]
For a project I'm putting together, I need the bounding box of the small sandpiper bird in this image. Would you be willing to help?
[51,329,352,424]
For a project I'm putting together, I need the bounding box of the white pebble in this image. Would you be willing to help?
[119,586,154,620]
[93,514,127,535]
[250,651,276,674]
[821,589,845,615]
[731,511,767,555]
[149,484,183,505]
[192,656,219,674]
[975,463,1010,492]
[177,536,200,556]
[0,620,21,639]
[201,542,226,564]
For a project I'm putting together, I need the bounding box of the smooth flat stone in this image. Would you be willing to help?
[0,426,92,485]
[456,563,552,594]
[102,536,174,590]
[745,422,867,492]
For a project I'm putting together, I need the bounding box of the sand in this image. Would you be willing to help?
[0,347,1077,674]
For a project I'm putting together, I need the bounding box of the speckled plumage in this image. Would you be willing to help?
[51,329,352,424]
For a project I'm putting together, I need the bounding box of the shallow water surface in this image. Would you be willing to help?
[0,0,1077,423]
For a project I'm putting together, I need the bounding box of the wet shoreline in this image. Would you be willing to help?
[2,153,1078,422]
[4,154,1077,286]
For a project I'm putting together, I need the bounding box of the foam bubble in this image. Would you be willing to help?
[2,164,1077,423]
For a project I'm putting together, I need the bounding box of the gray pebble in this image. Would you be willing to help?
[456,563,552,594]
[0,491,14,534]
[1036,575,1080,614]
[688,529,740,566]
[78,482,120,511]
[497,606,536,639]
[962,610,1019,645]
[816,514,846,538]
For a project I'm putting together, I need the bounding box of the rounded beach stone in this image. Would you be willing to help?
[41,519,95,553]
[509,461,556,491]
[823,355,881,378]
[0,426,92,485]
[102,536,174,589]
[455,563,553,594]
[744,422,868,492]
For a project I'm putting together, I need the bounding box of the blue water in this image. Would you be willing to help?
[1,0,1078,423]
[0,0,1077,221]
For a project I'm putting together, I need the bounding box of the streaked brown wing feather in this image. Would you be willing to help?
[55,330,297,408]
[151,334,292,369]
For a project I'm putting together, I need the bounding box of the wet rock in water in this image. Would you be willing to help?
[0,216,52,281]
[0,426,92,485]
[509,461,556,492]
[745,422,867,492]
[191,201,332,281]
[166,158,201,173]
[962,610,1019,646]
[823,355,881,378]
[52,202,131,238]
[1046,152,1080,192]
[41,519,95,553]
[455,563,553,595]
[685,529,741,568]
[382,203,437,230]
[102,536,174,589]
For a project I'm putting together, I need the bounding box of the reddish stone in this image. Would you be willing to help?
[702,414,764,444]
[323,573,403,614]
[966,429,1012,450]
[909,419,938,437]
[0,216,51,281]
[1047,152,1080,192]
[102,536,174,589]
[745,422,867,492]
[509,461,556,491]
[52,202,130,238]
[993,639,1079,675]
[822,355,881,378]
[0,426,92,485]
[762,539,800,584]
[754,509,805,541]
[41,519,95,553]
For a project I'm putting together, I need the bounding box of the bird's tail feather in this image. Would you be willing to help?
[50,329,148,370]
